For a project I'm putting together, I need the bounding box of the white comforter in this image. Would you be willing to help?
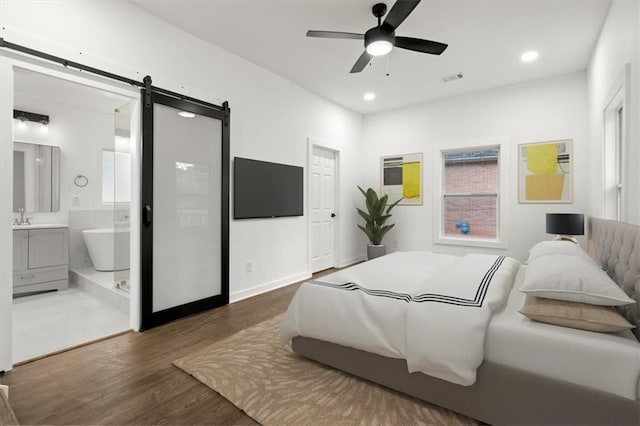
[280,251,521,386]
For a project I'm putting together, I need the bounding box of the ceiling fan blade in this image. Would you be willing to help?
[350,51,372,73]
[395,36,448,55]
[306,30,364,40]
[381,0,421,31]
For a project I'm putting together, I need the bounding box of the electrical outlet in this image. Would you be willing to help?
[245,260,253,273]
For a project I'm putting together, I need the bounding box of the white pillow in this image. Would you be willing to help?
[520,254,635,306]
[527,240,589,263]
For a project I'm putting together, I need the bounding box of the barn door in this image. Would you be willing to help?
[140,80,229,330]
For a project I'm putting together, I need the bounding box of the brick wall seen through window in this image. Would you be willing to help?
[443,148,499,238]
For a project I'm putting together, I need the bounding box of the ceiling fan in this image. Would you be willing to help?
[307,0,448,74]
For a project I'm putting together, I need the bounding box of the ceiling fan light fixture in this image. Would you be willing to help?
[308,1,447,73]
[365,27,395,57]
[367,40,393,56]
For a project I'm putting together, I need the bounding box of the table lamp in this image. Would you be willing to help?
[546,213,584,244]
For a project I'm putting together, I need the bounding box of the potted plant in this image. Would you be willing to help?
[356,186,401,260]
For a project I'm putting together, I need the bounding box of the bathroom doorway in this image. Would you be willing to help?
[5,62,140,365]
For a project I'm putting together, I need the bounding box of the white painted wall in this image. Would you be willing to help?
[0,1,364,304]
[587,0,640,223]
[362,73,589,262]
[13,94,117,223]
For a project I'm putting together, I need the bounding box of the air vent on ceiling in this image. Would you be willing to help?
[442,73,464,83]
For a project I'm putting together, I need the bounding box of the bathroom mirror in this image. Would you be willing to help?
[13,142,61,212]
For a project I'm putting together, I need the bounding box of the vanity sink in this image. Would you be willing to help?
[12,223,69,230]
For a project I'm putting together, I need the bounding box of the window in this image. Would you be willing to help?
[435,143,505,248]
[102,148,131,203]
[603,103,624,221]
[603,64,629,221]
[615,106,623,220]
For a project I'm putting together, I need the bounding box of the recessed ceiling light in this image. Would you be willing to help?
[364,92,375,101]
[178,111,196,118]
[521,51,539,63]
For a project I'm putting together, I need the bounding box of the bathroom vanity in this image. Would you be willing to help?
[13,225,69,295]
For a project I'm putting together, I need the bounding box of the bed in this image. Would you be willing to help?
[280,218,640,425]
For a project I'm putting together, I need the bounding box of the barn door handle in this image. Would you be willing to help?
[143,205,153,226]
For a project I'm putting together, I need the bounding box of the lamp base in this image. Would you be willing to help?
[552,235,579,245]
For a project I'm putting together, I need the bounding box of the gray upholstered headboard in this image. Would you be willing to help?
[588,217,640,340]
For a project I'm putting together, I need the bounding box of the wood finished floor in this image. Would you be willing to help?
[0,277,317,425]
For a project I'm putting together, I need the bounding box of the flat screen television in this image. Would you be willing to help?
[234,157,303,219]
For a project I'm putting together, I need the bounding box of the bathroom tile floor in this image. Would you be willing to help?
[12,287,130,363]
[70,267,130,314]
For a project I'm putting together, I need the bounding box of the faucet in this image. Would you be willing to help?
[14,208,31,225]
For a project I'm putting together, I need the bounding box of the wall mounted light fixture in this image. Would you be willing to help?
[13,109,50,132]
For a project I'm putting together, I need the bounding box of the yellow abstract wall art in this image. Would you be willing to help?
[518,139,572,203]
[381,153,423,206]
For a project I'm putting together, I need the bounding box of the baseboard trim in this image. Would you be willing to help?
[337,255,366,268]
[230,271,311,303]
[230,258,365,303]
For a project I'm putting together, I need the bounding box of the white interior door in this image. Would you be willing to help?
[310,146,336,272]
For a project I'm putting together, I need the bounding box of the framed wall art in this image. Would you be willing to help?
[518,139,573,203]
[380,152,423,206]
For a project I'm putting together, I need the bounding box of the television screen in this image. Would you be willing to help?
[234,157,303,219]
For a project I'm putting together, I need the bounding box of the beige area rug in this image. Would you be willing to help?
[173,315,476,425]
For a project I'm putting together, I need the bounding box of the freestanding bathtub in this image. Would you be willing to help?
[82,228,130,272]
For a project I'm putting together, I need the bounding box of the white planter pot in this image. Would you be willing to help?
[367,244,386,260]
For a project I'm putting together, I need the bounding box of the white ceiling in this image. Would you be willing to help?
[134,1,610,115]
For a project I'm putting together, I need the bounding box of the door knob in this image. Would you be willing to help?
[331,213,336,218]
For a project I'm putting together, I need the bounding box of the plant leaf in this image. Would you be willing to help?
[375,214,392,226]
[357,224,374,243]
[386,197,402,214]
[356,208,371,223]
[377,223,395,242]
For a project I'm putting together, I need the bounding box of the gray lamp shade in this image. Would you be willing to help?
[546,213,585,236]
